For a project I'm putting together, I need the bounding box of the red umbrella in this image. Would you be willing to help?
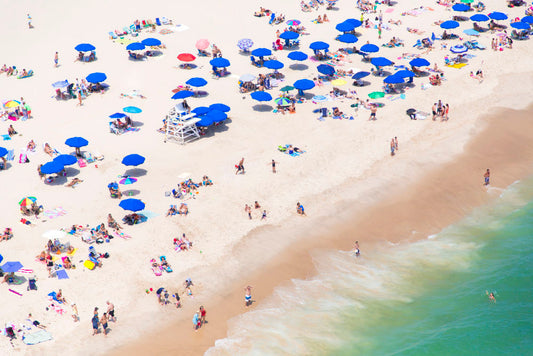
[177,53,196,62]
[195,39,209,50]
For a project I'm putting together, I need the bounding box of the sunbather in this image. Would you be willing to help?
[56,289,67,303]
[178,203,188,215]
[0,227,13,242]
[107,214,122,230]
[66,178,83,188]
[167,205,177,216]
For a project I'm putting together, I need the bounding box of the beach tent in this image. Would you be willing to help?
[119,198,145,212]
[75,43,95,52]
[186,77,208,87]
[251,91,273,102]
[122,154,145,166]
[360,43,379,53]
[288,51,308,61]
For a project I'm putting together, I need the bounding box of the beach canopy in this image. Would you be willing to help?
[274,97,291,106]
[209,57,230,67]
[511,21,530,30]
[317,64,335,76]
[251,91,273,102]
[119,198,145,212]
[395,70,416,78]
[279,31,299,40]
[440,20,460,29]
[126,42,145,51]
[123,106,142,114]
[371,57,393,67]
[352,71,370,80]
[309,41,329,50]
[52,80,69,88]
[293,79,315,90]
[209,103,230,112]
[177,53,196,62]
[109,112,126,119]
[237,38,254,50]
[75,43,95,52]
[205,109,227,122]
[172,91,194,99]
[489,12,508,20]
[288,51,308,61]
[384,75,404,84]
[522,16,533,24]
[86,72,107,83]
[263,60,284,70]
[470,14,489,22]
[337,34,358,43]
[65,137,88,148]
[41,161,64,174]
[53,154,77,166]
[239,74,256,82]
[0,147,8,157]
[452,3,470,11]
[141,38,161,46]
[409,58,430,67]
[360,43,379,53]
[186,77,208,87]
[192,106,211,115]
[368,91,385,99]
[196,39,209,50]
[251,48,272,57]
[450,44,468,53]
[1,261,23,273]
[122,154,145,166]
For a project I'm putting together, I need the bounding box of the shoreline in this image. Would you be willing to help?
[112,102,533,355]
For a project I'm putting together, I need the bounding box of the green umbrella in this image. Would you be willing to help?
[460,0,474,3]
[368,91,385,99]
[280,85,295,92]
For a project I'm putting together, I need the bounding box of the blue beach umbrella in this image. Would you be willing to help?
[251,91,272,102]
[141,38,161,46]
[371,57,393,67]
[279,31,299,40]
[53,154,77,166]
[409,58,430,67]
[0,147,8,157]
[65,137,88,148]
[337,34,358,43]
[41,161,65,174]
[336,21,356,33]
[186,77,208,87]
[1,261,23,273]
[263,60,284,70]
[209,103,231,112]
[511,22,530,30]
[274,97,291,106]
[345,19,362,28]
[470,14,490,22]
[205,109,227,122]
[293,79,315,91]
[360,43,379,53]
[123,106,142,114]
[395,70,415,78]
[86,72,107,83]
[384,75,404,84]
[196,116,214,127]
[171,91,194,99]
[452,3,470,11]
[237,38,254,50]
[317,64,335,75]
[108,182,118,189]
[521,16,533,24]
[309,41,329,50]
[251,48,272,57]
[288,51,308,61]
[352,71,370,80]
[126,42,145,51]
[119,198,145,212]
[192,106,211,115]
[109,112,126,119]
[52,80,69,88]
[75,43,95,52]
[209,57,230,67]
[489,12,508,21]
[122,154,145,166]
[440,20,460,29]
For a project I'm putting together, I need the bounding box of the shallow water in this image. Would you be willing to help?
[206,177,533,356]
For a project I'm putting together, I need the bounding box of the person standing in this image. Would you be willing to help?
[192,311,200,331]
[369,104,377,121]
[394,137,399,152]
[100,313,108,336]
[92,312,99,336]
[244,286,253,307]
[271,159,277,173]
[378,23,382,39]
[54,52,59,67]
[261,210,267,220]
[444,104,449,121]
[199,306,207,325]
[245,204,252,219]
[483,169,490,186]
[354,241,360,256]
[27,14,33,29]
[106,301,115,322]
[71,303,79,322]
[390,138,396,156]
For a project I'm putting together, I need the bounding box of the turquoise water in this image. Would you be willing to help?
[206,178,533,356]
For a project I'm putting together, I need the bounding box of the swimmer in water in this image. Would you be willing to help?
[486,290,496,303]
[354,241,360,256]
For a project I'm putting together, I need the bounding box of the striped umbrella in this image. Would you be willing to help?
[3,100,21,108]
[237,38,254,51]
[19,197,37,206]
[274,97,291,106]
[286,19,301,26]
[119,177,138,185]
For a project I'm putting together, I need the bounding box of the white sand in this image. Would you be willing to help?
[1,0,533,354]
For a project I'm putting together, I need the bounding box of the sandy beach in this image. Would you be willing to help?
[1,0,533,354]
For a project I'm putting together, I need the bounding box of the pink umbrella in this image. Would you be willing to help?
[196,39,209,50]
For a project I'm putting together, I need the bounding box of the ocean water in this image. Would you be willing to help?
[206,177,533,356]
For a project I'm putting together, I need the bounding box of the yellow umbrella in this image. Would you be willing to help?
[331,79,347,86]
[3,100,21,108]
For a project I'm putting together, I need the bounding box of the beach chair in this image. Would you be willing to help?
[109,31,118,40]
[27,277,37,291]
[156,17,162,26]
[161,17,170,25]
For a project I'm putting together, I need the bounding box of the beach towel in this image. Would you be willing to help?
[445,63,467,69]
[23,330,52,345]
[18,268,33,274]
[174,24,189,32]
[1,134,10,140]
[56,269,69,280]
[113,231,132,239]
[47,291,61,303]
[137,210,159,219]
[83,260,95,270]
[123,127,140,133]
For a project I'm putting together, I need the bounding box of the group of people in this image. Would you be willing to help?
[21,202,42,218]
[173,233,193,251]
[390,137,399,156]
[92,302,116,336]
[431,100,450,121]
[244,202,267,220]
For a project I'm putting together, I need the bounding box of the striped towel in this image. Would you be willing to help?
[19,268,33,274]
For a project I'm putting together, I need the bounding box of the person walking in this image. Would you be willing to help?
[92,312,99,336]
[483,169,490,186]
[244,286,253,307]
[390,138,396,156]
[235,157,245,174]
[100,313,109,336]
[245,204,252,219]
[193,311,200,331]
[271,159,277,173]
[54,52,59,67]
[106,301,115,322]
[199,306,207,325]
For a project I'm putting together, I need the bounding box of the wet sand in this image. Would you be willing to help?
[112,104,533,355]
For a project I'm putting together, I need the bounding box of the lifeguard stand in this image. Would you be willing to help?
[164,103,201,144]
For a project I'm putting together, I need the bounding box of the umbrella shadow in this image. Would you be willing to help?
[415,71,430,78]
[372,70,392,77]
[124,168,147,177]
[194,91,209,98]
[252,104,273,112]
[289,64,309,71]
[352,80,371,87]
[147,50,164,57]
[239,51,252,56]
[298,92,315,100]
[132,121,144,127]
[179,64,198,69]
[123,189,140,197]
[65,167,80,177]
[46,175,68,186]
[128,56,146,62]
